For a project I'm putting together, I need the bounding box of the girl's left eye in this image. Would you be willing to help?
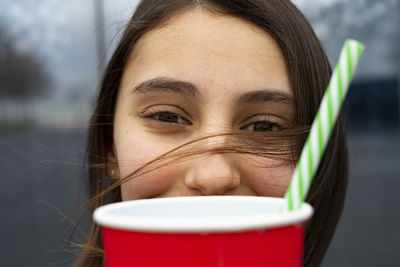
[241,121,284,132]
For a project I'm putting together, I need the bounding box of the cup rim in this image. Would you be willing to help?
[93,196,313,233]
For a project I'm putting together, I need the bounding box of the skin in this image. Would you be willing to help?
[112,8,295,201]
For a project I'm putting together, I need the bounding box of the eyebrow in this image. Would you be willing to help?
[235,90,293,106]
[132,77,200,98]
[132,76,293,105]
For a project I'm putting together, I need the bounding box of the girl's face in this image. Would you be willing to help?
[112,9,295,200]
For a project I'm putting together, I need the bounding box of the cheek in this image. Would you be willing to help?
[240,155,294,197]
[114,136,181,201]
[116,141,157,176]
[120,164,181,200]
[114,126,171,176]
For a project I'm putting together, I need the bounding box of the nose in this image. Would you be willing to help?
[184,153,241,195]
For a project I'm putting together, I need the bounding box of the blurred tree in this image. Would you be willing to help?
[0,25,51,100]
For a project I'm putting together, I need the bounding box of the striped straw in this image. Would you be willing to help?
[282,39,364,211]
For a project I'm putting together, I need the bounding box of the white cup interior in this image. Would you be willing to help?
[94,196,313,233]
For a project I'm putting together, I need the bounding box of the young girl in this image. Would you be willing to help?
[77,0,348,266]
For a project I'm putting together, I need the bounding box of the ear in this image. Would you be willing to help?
[107,145,120,180]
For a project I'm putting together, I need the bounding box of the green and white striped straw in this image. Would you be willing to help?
[282,39,364,211]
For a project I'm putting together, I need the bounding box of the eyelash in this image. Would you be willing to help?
[142,110,286,132]
[141,110,192,125]
[240,119,286,132]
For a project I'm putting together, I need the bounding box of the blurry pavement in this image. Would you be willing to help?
[323,131,400,266]
[0,129,87,267]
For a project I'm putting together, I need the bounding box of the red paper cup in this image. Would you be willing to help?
[94,196,313,267]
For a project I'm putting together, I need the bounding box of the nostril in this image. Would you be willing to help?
[190,176,238,195]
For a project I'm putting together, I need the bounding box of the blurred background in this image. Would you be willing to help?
[0,0,399,266]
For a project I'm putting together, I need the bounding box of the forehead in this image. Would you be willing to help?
[123,8,291,96]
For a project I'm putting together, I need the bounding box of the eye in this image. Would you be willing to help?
[241,120,284,132]
[144,111,191,125]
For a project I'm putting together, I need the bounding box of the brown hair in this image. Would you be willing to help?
[76,0,348,266]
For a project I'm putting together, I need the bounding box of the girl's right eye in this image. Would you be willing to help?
[144,112,191,125]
